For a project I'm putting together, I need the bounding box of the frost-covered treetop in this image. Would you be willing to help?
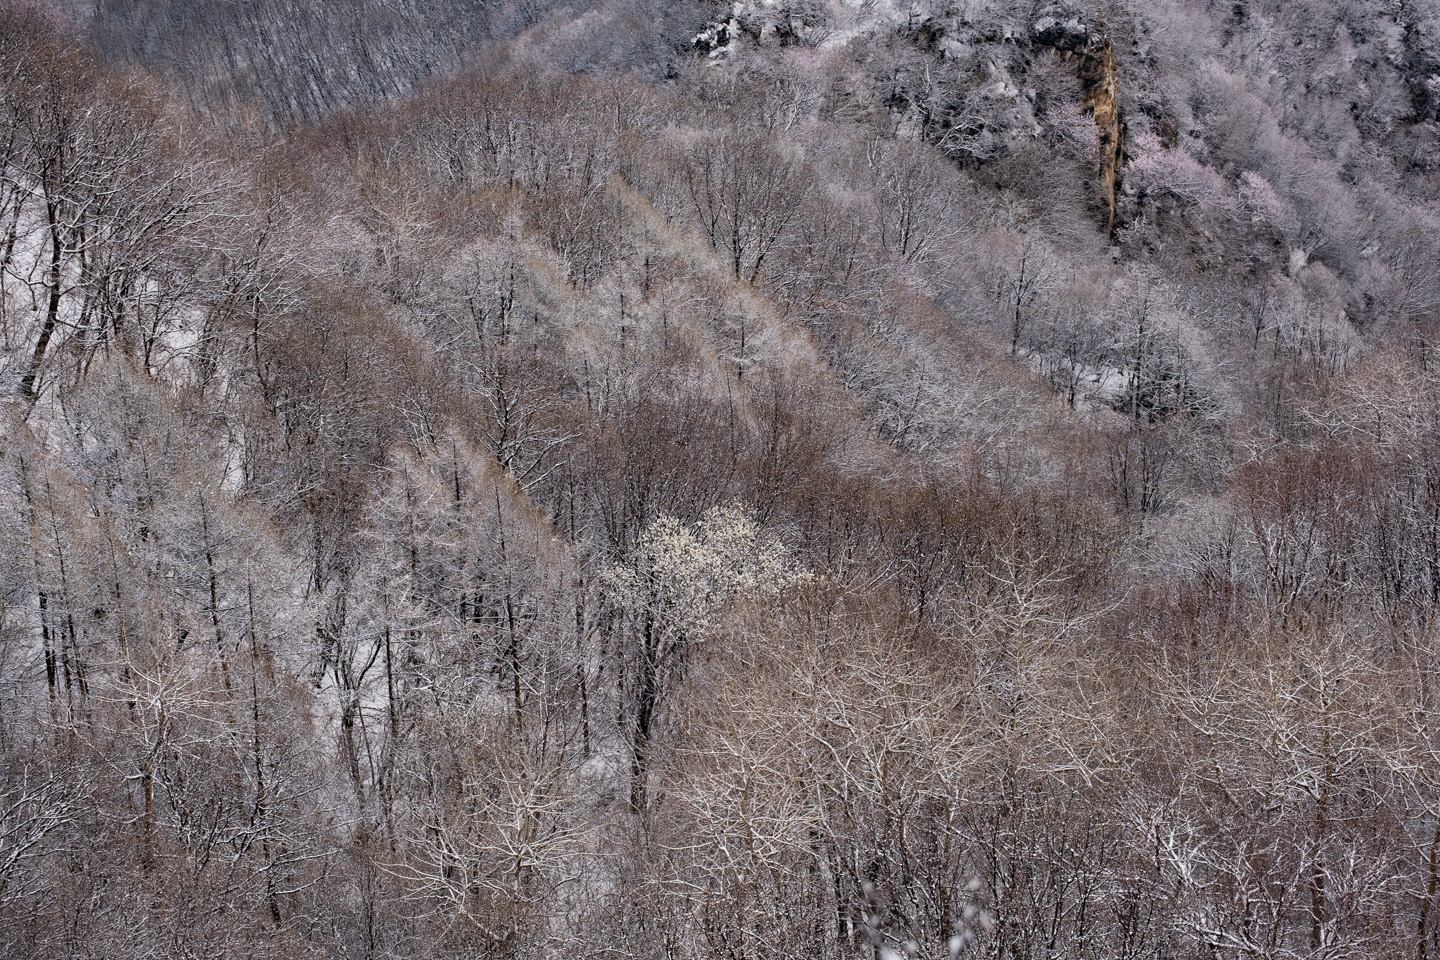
[602,504,809,639]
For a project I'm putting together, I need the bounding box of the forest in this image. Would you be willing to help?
[2,0,1440,956]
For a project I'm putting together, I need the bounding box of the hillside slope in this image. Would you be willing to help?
[1,1,1439,958]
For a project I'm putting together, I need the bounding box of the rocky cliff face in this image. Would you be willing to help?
[1080,37,1124,237]
[697,2,1130,238]
[1031,10,1125,236]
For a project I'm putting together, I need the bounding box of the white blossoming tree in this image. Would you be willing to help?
[601,505,808,808]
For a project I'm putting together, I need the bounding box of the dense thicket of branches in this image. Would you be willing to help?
[1,0,1439,957]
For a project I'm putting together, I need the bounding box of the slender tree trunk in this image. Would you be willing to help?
[630,608,660,811]
[21,195,64,403]
[201,501,234,695]
[247,583,283,927]
[1419,817,1440,960]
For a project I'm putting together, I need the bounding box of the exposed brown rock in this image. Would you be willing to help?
[1080,37,1125,238]
[1031,10,1126,237]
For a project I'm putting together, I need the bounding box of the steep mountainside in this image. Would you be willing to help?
[1,1,1439,958]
